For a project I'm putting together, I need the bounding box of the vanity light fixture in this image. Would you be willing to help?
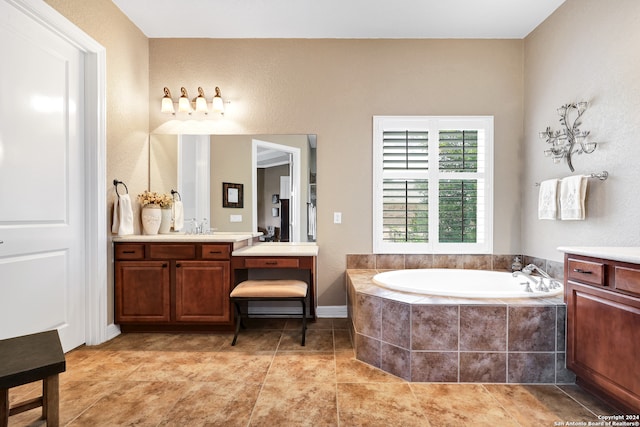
[178,87,192,113]
[161,87,175,114]
[539,101,597,172]
[212,87,224,114]
[194,87,208,114]
[161,86,225,116]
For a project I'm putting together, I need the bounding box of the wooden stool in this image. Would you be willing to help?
[230,279,308,346]
[0,330,66,427]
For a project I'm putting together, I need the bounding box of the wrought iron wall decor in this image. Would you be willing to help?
[539,101,597,172]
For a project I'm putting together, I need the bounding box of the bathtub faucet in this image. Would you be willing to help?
[512,271,538,291]
[522,264,562,291]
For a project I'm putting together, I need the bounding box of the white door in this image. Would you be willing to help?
[0,0,86,351]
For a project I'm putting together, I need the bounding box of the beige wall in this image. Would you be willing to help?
[150,39,525,306]
[46,2,525,308]
[45,0,149,323]
[210,135,253,231]
[523,0,640,262]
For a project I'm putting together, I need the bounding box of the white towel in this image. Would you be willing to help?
[173,200,184,231]
[112,194,134,235]
[538,179,558,220]
[560,175,588,220]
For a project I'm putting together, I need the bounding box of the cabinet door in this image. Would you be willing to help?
[566,281,640,411]
[115,261,170,322]
[175,261,231,323]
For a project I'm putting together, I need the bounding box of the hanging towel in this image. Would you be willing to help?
[560,175,588,220]
[173,200,184,231]
[112,194,134,235]
[538,179,558,220]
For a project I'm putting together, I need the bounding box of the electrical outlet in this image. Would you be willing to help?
[333,212,342,224]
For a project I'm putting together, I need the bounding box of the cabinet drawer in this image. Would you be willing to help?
[115,244,145,260]
[615,266,640,295]
[149,244,196,259]
[201,244,230,260]
[567,258,605,286]
[243,258,300,268]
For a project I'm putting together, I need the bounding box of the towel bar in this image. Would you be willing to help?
[535,171,608,187]
[113,179,129,196]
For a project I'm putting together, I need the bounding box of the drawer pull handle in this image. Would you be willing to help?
[573,268,592,274]
[265,261,279,265]
[122,250,136,254]
[209,251,223,254]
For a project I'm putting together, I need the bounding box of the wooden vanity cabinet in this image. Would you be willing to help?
[115,241,241,331]
[564,253,640,414]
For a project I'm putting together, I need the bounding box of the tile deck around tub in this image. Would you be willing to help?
[347,269,572,384]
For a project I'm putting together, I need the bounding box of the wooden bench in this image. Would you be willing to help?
[230,279,308,346]
[0,330,66,427]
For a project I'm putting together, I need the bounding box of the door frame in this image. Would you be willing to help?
[9,0,108,345]
[252,139,301,242]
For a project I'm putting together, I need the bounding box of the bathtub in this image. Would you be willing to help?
[372,268,563,298]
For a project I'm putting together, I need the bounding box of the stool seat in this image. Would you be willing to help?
[230,279,309,346]
[230,279,308,298]
[0,330,66,427]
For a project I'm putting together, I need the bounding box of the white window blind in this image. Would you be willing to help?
[373,116,493,254]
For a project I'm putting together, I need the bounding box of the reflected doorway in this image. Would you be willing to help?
[252,139,300,242]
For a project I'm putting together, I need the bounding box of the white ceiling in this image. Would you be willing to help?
[112,0,565,39]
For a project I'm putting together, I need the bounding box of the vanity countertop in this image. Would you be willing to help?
[558,246,640,264]
[113,232,261,243]
[232,242,319,257]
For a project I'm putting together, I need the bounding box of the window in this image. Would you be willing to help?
[373,116,493,254]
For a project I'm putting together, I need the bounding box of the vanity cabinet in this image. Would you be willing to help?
[564,253,640,413]
[115,241,240,331]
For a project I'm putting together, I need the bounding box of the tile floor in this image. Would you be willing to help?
[8,318,618,426]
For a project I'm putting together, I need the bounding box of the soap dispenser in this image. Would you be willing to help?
[511,256,522,272]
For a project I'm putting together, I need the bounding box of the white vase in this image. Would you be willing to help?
[159,207,172,234]
[141,205,161,235]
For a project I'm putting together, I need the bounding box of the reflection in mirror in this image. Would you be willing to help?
[149,134,316,242]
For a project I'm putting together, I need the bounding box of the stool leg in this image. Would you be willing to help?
[231,301,241,346]
[301,299,307,346]
[43,375,59,427]
[1,388,8,427]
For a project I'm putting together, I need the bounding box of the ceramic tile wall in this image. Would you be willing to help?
[346,253,564,280]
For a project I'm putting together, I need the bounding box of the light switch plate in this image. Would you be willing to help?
[230,214,242,223]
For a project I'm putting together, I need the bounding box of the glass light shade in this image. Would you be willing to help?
[161,97,175,114]
[212,96,224,113]
[195,96,208,113]
[178,96,192,113]
[212,87,224,114]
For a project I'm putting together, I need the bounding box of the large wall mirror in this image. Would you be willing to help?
[149,134,317,243]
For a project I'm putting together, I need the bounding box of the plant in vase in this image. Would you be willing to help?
[137,191,173,235]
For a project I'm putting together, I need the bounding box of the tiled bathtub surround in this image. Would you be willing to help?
[346,266,573,384]
[346,253,565,279]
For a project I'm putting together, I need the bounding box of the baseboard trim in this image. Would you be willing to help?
[316,306,348,318]
[247,305,349,318]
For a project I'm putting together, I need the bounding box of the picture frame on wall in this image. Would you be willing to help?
[223,182,243,208]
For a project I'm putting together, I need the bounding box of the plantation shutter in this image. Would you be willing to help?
[382,130,429,242]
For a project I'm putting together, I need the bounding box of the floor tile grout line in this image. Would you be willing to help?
[479,383,525,427]
[245,329,282,427]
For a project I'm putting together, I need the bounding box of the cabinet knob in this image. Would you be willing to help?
[573,268,592,274]
[176,263,181,268]
[163,263,168,268]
